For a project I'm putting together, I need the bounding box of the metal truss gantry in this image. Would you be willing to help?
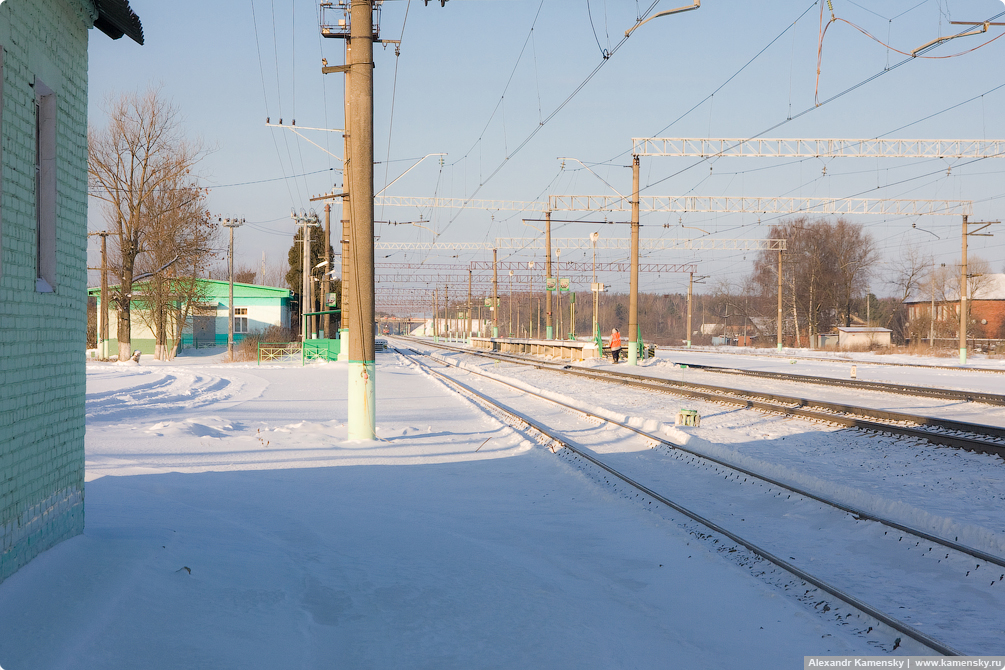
[375,238,782,252]
[374,196,548,212]
[375,194,972,217]
[494,238,786,251]
[632,137,1005,159]
[468,260,697,273]
[548,195,972,217]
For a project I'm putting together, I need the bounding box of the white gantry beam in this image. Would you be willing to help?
[632,137,1005,159]
[374,196,547,212]
[548,195,972,217]
[494,238,787,252]
[378,194,972,217]
[374,242,494,251]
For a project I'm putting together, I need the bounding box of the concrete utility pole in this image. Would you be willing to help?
[628,155,640,365]
[222,217,245,359]
[432,288,438,340]
[687,271,694,349]
[467,269,472,343]
[545,211,553,339]
[347,0,376,439]
[492,248,499,337]
[508,270,514,336]
[590,232,600,345]
[777,249,783,350]
[323,204,331,338]
[555,248,562,338]
[339,35,351,360]
[88,231,113,358]
[292,210,316,343]
[959,215,998,365]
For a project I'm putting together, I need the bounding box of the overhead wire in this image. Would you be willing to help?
[380,0,413,223]
[250,0,297,206]
[641,6,1005,196]
[289,0,315,204]
[440,0,672,239]
[270,0,305,206]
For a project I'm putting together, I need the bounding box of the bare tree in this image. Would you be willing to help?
[750,217,876,345]
[258,257,291,288]
[831,218,878,327]
[132,184,217,360]
[886,243,931,342]
[88,89,204,360]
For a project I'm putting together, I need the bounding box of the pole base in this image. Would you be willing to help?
[492,327,499,338]
[348,360,376,440]
[546,326,553,340]
[337,329,350,361]
[627,340,638,366]
[960,348,967,366]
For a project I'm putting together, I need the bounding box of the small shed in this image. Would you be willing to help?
[837,327,892,348]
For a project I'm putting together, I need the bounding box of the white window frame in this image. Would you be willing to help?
[234,307,249,334]
[35,78,56,293]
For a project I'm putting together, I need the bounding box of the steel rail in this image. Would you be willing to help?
[394,345,964,657]
[404,342,1005,570]
[662,360,1005,406]
[407,338,1005,458]
[658,346,1005,376]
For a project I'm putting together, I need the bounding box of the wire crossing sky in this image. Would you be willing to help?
[87,0,1005,295]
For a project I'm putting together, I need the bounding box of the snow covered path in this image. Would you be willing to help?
[0,354,884,669]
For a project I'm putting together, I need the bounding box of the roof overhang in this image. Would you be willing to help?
[93,0,144,45]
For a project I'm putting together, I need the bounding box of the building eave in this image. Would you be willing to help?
[92,0,144,45]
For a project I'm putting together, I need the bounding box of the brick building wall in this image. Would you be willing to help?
[906,300,1005,340]
[0,0,94,583]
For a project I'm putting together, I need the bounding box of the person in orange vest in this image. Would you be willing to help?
[610,327,622,363]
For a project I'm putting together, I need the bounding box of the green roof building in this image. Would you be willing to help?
[89,279,295,355]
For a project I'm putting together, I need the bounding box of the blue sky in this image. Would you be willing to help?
[86,0,1005,297]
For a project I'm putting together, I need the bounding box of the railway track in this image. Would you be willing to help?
[407,338,1005,459]
[394,345,1005,656]
[658,359,1005,406]
[659,345,1005,376]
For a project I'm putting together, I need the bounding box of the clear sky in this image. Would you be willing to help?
[86,0,1005,299]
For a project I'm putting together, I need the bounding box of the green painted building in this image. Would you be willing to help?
[0,0,142,583]
[89,279,295,355]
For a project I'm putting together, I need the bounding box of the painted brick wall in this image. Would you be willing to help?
[0,0,93,583]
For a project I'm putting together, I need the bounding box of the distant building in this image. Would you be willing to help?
[837,327,892,348]
[89,279,294,354]
[0,0,143,583]
[904,273,1005,342]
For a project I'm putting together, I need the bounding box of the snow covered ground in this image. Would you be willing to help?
[406,344,1005,654]
[0,350,897,669]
